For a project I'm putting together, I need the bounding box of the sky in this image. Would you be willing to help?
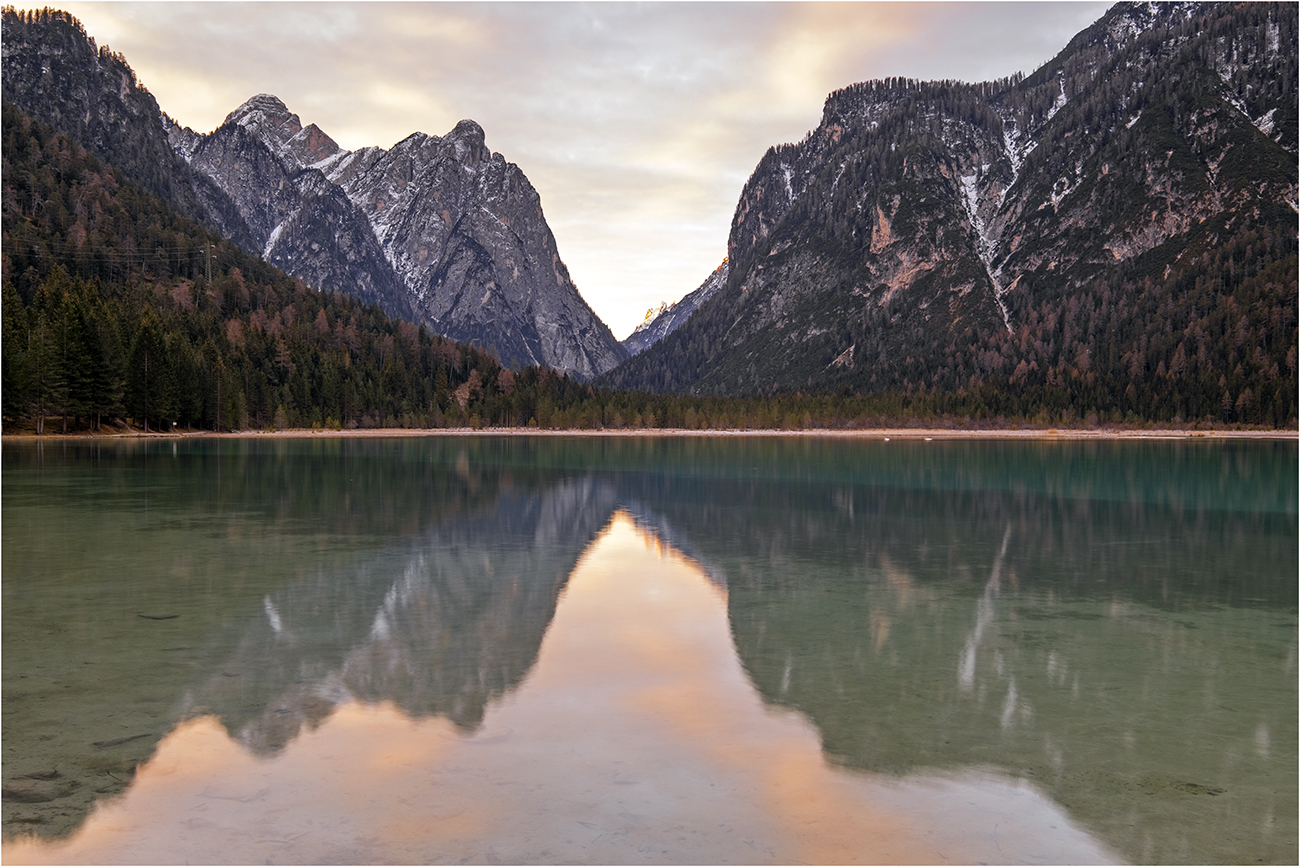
[19,2,1110,339]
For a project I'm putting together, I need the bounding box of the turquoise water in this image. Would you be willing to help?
[3,435,1295,864]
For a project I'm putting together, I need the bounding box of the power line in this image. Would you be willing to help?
[8,245,236,266]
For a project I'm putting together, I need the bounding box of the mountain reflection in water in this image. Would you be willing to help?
[2,436,1295,865]
[192,474,618,753]
[5,510,1117,866]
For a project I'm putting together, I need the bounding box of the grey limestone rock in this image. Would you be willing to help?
[182,94,626,378]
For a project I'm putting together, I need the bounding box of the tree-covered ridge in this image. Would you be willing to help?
[0,6,255,246]
[605,208,1297,428]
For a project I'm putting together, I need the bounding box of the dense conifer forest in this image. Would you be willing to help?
[1,101,1294,434]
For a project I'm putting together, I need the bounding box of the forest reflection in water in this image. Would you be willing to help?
[2,435,1295,865]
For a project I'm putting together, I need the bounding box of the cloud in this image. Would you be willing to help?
[26,1,1109,339]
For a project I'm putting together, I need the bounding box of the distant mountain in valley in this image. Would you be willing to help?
[603,1,1297,425]
[1,8,625,379]
[621,258,729,356]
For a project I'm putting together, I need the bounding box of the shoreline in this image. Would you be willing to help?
[4,426,1296,442]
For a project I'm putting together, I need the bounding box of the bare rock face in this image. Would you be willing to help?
[169,98,414,321]
[605,1,1297,398]
[175,96,626,378]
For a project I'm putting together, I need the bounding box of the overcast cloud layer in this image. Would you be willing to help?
[23,2,1110,339]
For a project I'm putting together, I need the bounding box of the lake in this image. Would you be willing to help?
[2,434,1295,865]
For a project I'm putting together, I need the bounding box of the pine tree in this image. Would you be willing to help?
[2,282,31,425]
[125,308,174,431]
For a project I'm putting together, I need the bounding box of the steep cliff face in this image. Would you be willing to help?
[329,119,626,377]
[167,98,414,322]
[605,1,1297,398]
[173,96,627,378]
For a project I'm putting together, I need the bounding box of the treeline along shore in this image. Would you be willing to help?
[3,101,1296,437]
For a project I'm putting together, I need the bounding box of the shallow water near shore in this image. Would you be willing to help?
[3,436,1295,864]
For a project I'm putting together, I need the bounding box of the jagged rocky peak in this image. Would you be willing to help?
[224,93,343,168]
[288,123,344,167]
[446,118,490,163]
[177,91,625,378]
[376,119,493,176]
[225,93,301,137]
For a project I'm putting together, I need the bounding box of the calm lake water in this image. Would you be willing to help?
[2,435,1295,865]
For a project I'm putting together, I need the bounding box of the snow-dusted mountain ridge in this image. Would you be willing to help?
[622,259,729,356]
[169,94,626,378]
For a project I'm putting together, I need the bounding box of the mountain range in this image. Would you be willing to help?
[604,1,1297,422]
[2,2,1296,423]
[1,9,625,379]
